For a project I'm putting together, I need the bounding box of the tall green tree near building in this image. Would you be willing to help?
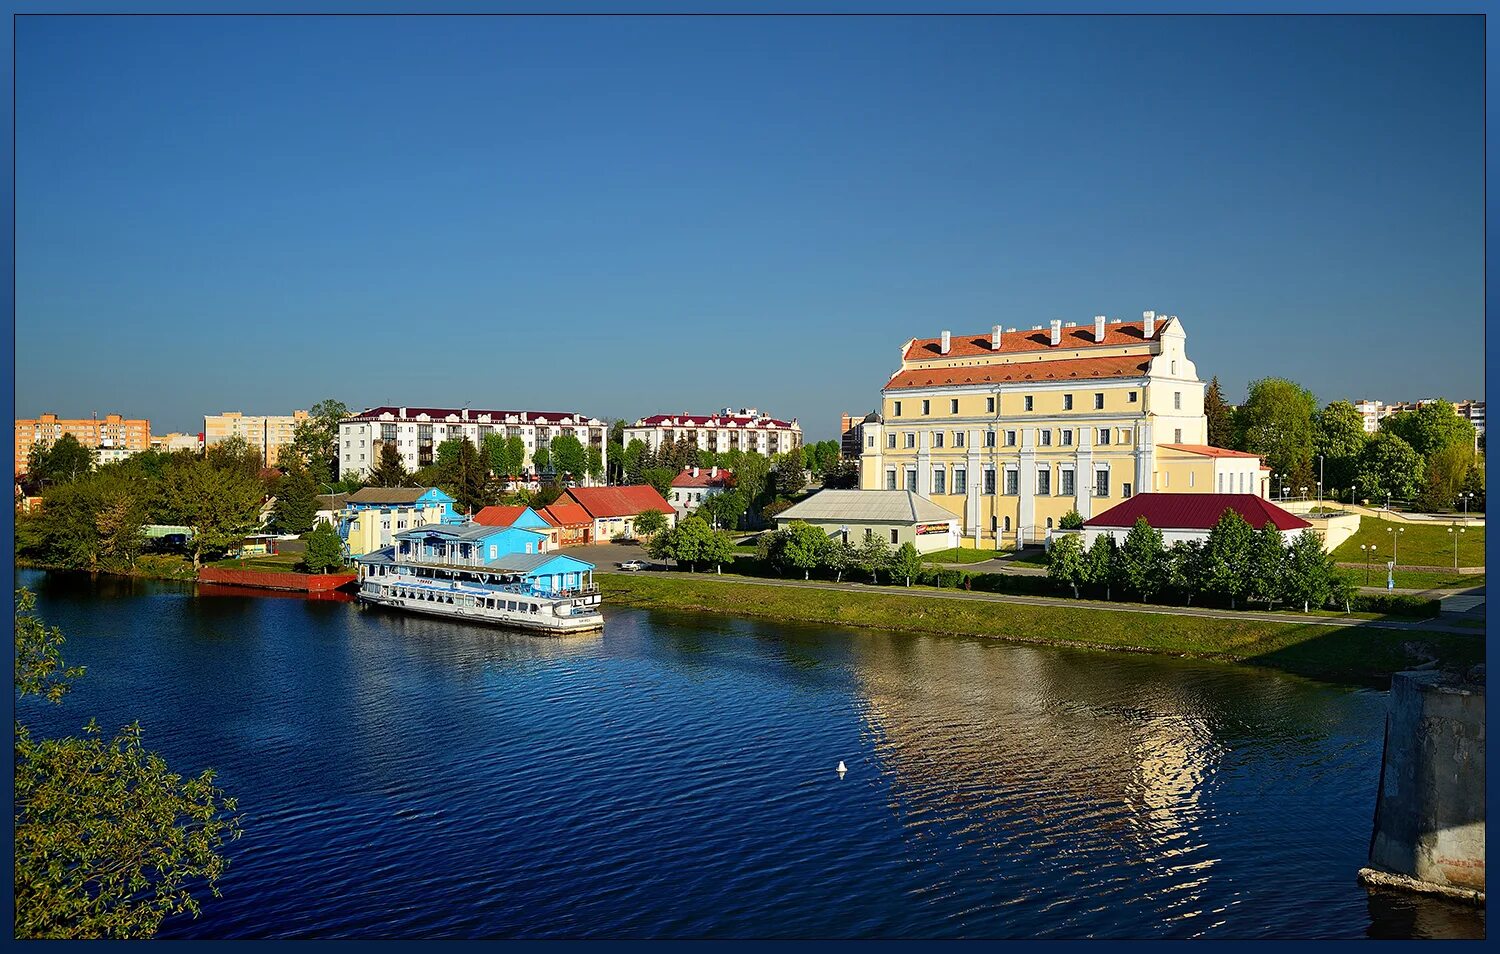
[640,467,677,499]
[586,446,604,483]
[368,440,410,488]
[699,488,746,530]
[24,434,96,490]
[1202,509,1255,609]
[1233,377,1317,486]
[1247,524,1288,609]
[1203,377,1234,448]
[1118,517,1165,602]
[856,533,890,584]
[1281,529,1338,613]
[633,508,669,539]
[701,529,738,575]
[1082,535,1121,601]
[532,446,551,475]
[890,541,923,587]
[439,438,491,516]
[301,521,346,574]
[668,515,714,571]
[770,453,807,499]
[162,458,266,569]
[778,521,829,580]
[94,486,147,571]
[1379,400,1476,460]
[1417,440,1475,512]
[549,435,588,481]
[1356,431,1424,503]
[287,399,348,483]
[14,589,241,939]
[1046,533,1087,597]
[270,460,319,535]
[621,439,647,484]
[1313,401,1369,498]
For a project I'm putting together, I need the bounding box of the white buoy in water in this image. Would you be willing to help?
[837,760,847,777]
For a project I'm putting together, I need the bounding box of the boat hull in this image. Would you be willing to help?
[357,586,603,634]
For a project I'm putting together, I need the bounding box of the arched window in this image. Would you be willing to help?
[1003,516,1012,532]
[1046,517,1054,529]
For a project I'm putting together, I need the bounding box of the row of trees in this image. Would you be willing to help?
[754,523,926,585]
[1210,378,1483,512]
[641,514,739,572]
[1047,511,1349,611]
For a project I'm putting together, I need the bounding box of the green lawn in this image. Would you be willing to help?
[600,575,1483,685]
[921,547,1011,564]
[210,553,307,574]
[1332,516,1485,568]
[1340,568,1486,591]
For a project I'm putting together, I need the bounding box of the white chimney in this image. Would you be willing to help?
[1049,319,1062,346]
[710,466,718,478]
[1094,315,1106,342]
[399,407,408,417]
[940,330,951,354]
[991,324,1003,350]
[1143,310,1156,337]
[692,466,699,477]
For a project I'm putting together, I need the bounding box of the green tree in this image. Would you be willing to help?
[822,459,860,489]
[1058,508,1085,530]
[270,460,319,535]
[1247,523,1288,609]
[732,452,772,514]
[550,435,588,481]
[1204,376,1234,448]
[439,439,491,516]
[1281,529,1335,613]
[586,446,604,483]
[621,439,648,484]
[701,529,738,575]
[368,440,410,488]
[1417,440,1475,512]
[778,522,829,579]
[286,399,348,482]
[1164,539,1206,605]
[1460,459,1485,512]
[1313,401,1370,495]
[815,441,841,475]
[857,533,891,584]
[700,488,746,531]
[94,486,147,571]
[1046,533,1087,597]
[25,434,97,489]
[14,589,241,939]
[890,541,924,587]
[162,459,266,569]
[669,515,713,571]
[1356,431,1425,503]
[532,446,552,475]
[640,467,677,498]
[300,520,345,573]
[634,508,669,539]
[1118,517,1166,602]
[1233,377,1317,485]
[1082,535,1120,600]
[1202,509,1255,608]
[1380,400,1476,461]
[205,434,264,483]
[823,537,856,582]
[770,453,808,499]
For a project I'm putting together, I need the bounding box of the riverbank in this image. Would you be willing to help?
[600,574,1484,684]
[16,555,198,581]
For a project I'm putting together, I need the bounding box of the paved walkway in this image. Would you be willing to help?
[599,565,1483,635]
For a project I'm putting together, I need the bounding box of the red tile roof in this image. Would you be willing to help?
[1084,493,1311,531]
[886,355,1151,391]
[346,406,598,424]
[473,505,530,527]
[565,485,675,519]
[904,318,1167,362]
[1158,444,1263,459]
[671,467,734,488]
[632,414,796,429]
[539,501,592,528]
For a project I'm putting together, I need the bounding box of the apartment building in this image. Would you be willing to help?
[204,410,309,467]
[1353,398,1485,436]
[152,432,204,454]
[859,312,1264,548]
[14,413,150,475]
[337,406,608,481]
[840,411,880,460]
[624,408,802,457]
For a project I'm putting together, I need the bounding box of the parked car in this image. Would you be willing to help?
[616,560,647,572]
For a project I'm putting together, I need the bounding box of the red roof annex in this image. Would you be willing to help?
[671,468,734,488]
[564,485,674,519]
[1158,443,1262,459]
[539,501,592,528]
[473,505,530,527]
[1084,493,1310,532]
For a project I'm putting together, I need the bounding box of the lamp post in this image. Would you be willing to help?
[1448,526,1466,572]
[1278,473,1288,501]
[1299,486,1307,500]
[1387,526,1404,566]
[1360,544,1375,585]
[1461,491,1473,516]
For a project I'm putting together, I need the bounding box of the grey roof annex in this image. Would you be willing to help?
[773,490,958,524]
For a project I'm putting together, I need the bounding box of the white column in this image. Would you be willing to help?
[966,430,981,543]
[1018,428,1036,544]
[916,430,931,496]
[1075,427,1094,519]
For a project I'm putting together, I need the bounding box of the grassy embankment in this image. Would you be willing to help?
[600,573,1483,684]
[1332,516,1485,568]
[920,547,1017,565]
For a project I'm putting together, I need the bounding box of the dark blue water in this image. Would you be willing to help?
[15,569,1484,939]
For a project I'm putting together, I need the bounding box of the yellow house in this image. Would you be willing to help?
[859,312,1266,548]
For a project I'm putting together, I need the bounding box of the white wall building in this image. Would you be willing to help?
[624,408,802,457]
[668,466,733,519]
[338,406,608,482]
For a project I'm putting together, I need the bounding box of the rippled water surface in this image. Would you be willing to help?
[16,570,1484,939]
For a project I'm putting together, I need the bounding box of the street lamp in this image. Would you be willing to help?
[1299,486,1307,499]
[1461,491,1474,516]
[1387,526,1404,566]
[1278,473,1288,501]
[1448,526,1466,572]
[1359,543,1376,585]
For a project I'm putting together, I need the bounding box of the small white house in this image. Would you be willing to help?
[669,466,733,519]
[773,489,960,553]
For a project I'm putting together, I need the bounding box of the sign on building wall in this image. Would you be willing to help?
[916,523,951,535]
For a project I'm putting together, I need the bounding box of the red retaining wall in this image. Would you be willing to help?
[197,568,357,592]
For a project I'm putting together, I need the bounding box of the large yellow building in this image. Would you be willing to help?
[204,410,309,467]
[859,312,1267,548]
[15,413,151,475]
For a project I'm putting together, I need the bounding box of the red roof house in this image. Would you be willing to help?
[1083,493,1311,545]
[564,485,676,541]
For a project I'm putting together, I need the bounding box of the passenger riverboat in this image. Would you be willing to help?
[355,522,602,634]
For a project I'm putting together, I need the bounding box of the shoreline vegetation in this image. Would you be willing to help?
[599,573,1483,685]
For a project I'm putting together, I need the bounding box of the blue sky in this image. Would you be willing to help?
[15,14,1483,440]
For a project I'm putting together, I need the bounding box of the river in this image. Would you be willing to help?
[14,569,1485,939]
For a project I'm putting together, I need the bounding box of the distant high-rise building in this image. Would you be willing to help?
[624,408,802,457]
[14,412,150,475]
[204,410,310,467]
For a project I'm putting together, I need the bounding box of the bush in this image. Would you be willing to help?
[1349,594,1442,618]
